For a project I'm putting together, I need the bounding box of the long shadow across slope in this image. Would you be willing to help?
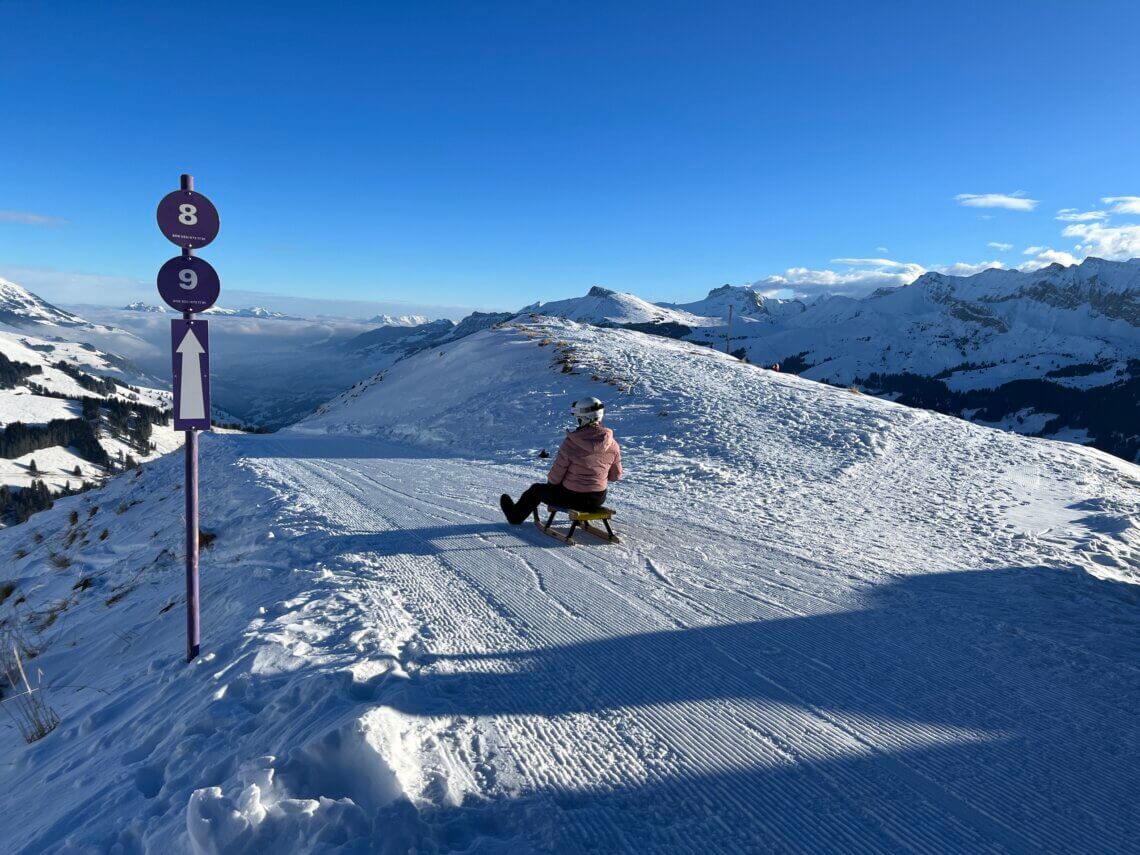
[371,565,1140,852]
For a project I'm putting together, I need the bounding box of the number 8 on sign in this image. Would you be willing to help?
[157,190,219,249]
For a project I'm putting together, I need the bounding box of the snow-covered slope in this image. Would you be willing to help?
[0,277,96,329]
[0,327,179,502]
[740,257,1140,388]
[342,312,513,361]
[3,316,1138,853]
[530,260,1140,461]
[305,319,1139,589]
[528,261,1139,383]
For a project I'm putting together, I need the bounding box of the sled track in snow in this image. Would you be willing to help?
[235,435,1140,853]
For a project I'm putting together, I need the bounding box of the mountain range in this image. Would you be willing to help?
[368,313,431,327]
[524,259,1139,461]
[1,254,1136,518]
[122,301,301,320]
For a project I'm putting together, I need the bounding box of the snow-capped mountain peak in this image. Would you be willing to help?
[663,283,807,321]
[524,285,708,327]
[367,313,431,327]
[0,277,93,328]
[122,301,168,313]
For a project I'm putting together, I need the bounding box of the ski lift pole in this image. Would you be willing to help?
[726,305,733,355]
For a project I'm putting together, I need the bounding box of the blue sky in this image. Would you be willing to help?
[2,1,1139,316]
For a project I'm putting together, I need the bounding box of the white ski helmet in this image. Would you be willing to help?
[572,396,605,427]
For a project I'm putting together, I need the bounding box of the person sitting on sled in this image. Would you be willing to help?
[500,396,622,525]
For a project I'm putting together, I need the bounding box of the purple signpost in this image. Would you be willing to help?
[157,174,220,662]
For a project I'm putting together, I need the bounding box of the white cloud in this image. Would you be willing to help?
[935,261,1005,277]
[1055,208,1107,222]
[755,251,1016,299]
[0,210,66,226]
[1022,246,1044,255]
[753,262,924,299]
[875,246,889,253]
[987,242,1013,252]
[830,257,913,268]
[1019,248,1082,271]
[1062,222,1140,260]
[752,257,1003,299]
[954,192,1038,211]
[1101,196,1140,215]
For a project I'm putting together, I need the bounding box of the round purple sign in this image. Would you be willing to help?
[156,189,220,249]
[157,256,221,313]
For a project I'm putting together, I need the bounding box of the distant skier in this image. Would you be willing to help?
[500,397,622,525]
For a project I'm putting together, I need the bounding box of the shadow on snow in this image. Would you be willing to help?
[357,564,1140,852]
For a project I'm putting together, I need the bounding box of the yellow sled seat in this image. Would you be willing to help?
[560,507,614,521]
[537,505,619,544]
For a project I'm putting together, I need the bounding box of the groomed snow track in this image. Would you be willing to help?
[221,432,1137,854]
[2,320,1137,853]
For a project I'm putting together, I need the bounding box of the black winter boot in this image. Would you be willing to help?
[500,494,520,525]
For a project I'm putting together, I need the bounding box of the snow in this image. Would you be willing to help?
[369,314,431,327]
[718,257,1140,388]
[527,259,1139,396]
[1,319,1138,852]
[662,283,806,321]
[203,306,301,320]
[0,324,178,498]
[0,445,96,491]
[525,286,713,327]
[0,277,94,328]
[0,390,79,426]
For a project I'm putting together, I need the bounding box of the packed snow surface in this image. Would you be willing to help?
[1,320,1138,853]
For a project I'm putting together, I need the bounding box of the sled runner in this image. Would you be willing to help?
[534,505,620,545]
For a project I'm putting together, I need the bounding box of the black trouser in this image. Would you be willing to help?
[513,483,607,522]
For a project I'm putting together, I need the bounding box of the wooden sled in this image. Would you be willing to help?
[533,505,620,545]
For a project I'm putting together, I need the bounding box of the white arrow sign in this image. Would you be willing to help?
[177,326,206,420]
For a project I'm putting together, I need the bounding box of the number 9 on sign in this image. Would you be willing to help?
[157,256,220,313]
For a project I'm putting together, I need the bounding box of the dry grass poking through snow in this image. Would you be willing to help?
[1,629,59,743]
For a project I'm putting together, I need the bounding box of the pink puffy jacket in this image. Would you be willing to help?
[548,424,622,493]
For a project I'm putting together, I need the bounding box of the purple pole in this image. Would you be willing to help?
[181,172,201,662]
